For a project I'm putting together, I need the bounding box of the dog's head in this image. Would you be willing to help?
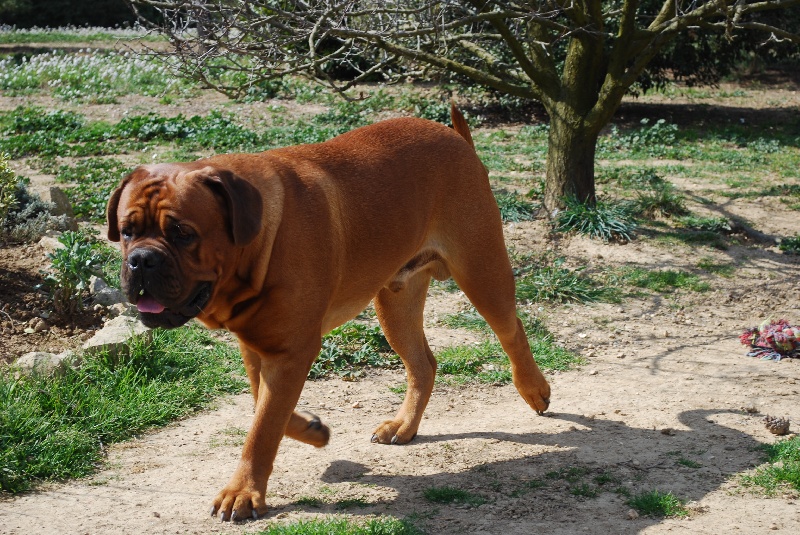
[106,164,262,328]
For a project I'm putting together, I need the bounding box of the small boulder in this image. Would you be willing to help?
[40,187,78,231]
[89,276,126,306]
[83,315,152,358]
[15,351,71,377]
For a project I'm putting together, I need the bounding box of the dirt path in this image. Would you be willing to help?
[2,241,799,534]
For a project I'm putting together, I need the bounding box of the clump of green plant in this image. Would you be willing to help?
[627,490,689,518]
[41,231,107,314]
[254,516,423,535]
[740,435,800,494]
[423,485,486,506]
[552,195,637,242]
[779,235,800,255]
[494,190,535,222]
[0,153,18,224]
[633,172,687,218]
[310,322,395,379]
[675,215,731,233]
[515,256,618,304]
[621,267,709,293]
[0,325,245,494]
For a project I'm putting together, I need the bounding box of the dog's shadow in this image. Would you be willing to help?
[278,408,767,531]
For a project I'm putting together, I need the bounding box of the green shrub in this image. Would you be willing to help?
[0,180,69,244]
[41,231,105,314]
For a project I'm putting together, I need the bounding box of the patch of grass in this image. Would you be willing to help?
[335,497,370,510]
[654,228,729,250]
[594,472,621,486]
[254,516,423,535]
[621,267,710,293]
[627,490,689,518]
[515,256,618,304]
[677,458,702,469]
[547,466,588,483]
[675,215,731,233]
[436,341,512,384]
[0,325,246,494]
[310,322,395,380]
[552,196,637,242]
[439,308,490,332]
[741,435,800,494]
[571,483,599,498]
[696,257,735,277]
[634,179,687,219]
[493,190,535,222]
[779,235,800,255]
[423,486,486,506]
[294,496,324,507]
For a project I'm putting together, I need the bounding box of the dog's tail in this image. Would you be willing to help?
[450,102,475,149]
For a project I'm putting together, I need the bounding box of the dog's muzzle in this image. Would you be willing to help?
[123,246,213,328]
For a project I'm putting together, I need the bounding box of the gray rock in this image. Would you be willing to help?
[82,315,152,358]
[40,187,78,231]
[89,276,126,306]
[38,234,64,255]
[15,351,74,377]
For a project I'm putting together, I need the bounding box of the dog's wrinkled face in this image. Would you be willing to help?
[106,164,262,328]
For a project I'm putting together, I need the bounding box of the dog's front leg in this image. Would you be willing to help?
[211,343,318,521]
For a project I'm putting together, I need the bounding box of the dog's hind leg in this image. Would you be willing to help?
[447,234,551,415]
[371,270,436,444]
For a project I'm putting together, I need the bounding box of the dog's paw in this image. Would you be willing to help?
[370,419,417,445]
[210,482,268,522]
[515,377,551,415]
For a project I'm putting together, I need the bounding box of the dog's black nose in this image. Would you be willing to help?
[127,248,164,272]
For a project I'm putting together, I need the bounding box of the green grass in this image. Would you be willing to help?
[254,516,423,535]
[627,490,689,518]
[422,485,486,506]
[514,256,618,304]
[493,190,535,222]
[552,196,638,242]
[439,308,491,333]
[621,267,710,293]
[741,435,800,494]
[435,314,582,384]
[0,325,246,493]
[696,257,735,277]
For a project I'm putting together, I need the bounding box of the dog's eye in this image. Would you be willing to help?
[171,224,196,245]
[121,227,133,241]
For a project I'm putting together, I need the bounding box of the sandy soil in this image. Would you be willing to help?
[1,85,800,534]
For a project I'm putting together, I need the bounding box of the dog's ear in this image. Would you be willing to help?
[106,171,137,242]
[200,168,263,246]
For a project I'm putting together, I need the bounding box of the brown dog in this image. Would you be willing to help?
[106,105,551,521]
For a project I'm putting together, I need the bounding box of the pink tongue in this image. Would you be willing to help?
[137,294,165,314]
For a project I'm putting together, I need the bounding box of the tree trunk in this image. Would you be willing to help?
[543,110,600,215]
